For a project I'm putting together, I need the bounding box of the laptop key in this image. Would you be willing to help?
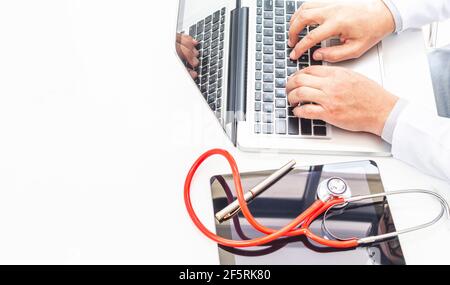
[275,60,285,69]
[263,93,274,102]
[275,34,284,41]
[257,34,263,42]
[255,112,262,122]
[275,8,284,16]
[256,62,262,70]
[275,69,286,78]
[264,20,274,28]
[275,79,286,88]
[197,20,204,35]
[299,53,309,63]
[213,11,221,23]
[275,99,286,108]
[263,55,274,64]
[255,102,262,112]
[276,120,287,134]
[275,42,285,50]
[263,113,273,123]
[264,0,274,11]
[263,103,274,113]
[275,25,284,33]
[275,16,284,24]
[264,11,273,19]
[301,119,312,135]
[275,89,286,98]
[314,120,326,126]
[286,1,296,14]
[212,22,220,32]
[189,25,196,37]
[264,29,274,37]
[207,95,215,104]
[314,126,327,136]
[256,43,262,51]
[262,124,274,134]
[288,107,295,116]
[263,64,274,73]
[287,59,297,67]
[299,63,309,70]
[255,124,262,134]
[263,83,274,92]
[263,74,274,82]
[275,51,285,59]
[288,118,299,135]
[263,46,274,54]
[275,109,287,118]
[264,37,274,45]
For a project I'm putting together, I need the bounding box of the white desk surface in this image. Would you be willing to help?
[0,1,449,265]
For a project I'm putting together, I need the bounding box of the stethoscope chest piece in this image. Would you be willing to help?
[317,177,352,202]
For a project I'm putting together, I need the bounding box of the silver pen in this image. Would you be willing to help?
[215,160,296,223]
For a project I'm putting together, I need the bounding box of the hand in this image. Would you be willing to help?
[286,66,398,136]
[176,33,200,78]
[288,0,395,63]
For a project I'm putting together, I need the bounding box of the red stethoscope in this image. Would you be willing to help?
[184,149,449,249]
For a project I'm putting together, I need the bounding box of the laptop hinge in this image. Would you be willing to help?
[227,4,249,145]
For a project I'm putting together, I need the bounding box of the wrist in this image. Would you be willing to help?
[374,0,396,37]
[372,93,399,136]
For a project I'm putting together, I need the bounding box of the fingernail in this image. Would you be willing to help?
[288,39,293,47]
[290,50,296,59]
[314,51,323,61]
[192,39,198,45]
[193,58,199,66]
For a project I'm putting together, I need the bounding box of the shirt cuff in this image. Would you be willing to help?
[381,98,409,144]
[382,0,403,33]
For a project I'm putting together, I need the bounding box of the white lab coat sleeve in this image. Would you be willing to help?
[390,103,450,181]
[383,0,450,32]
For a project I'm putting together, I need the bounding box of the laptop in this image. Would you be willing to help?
[175,0,391,156]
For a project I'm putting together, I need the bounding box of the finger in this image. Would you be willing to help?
[176,43,199,67]
[293,104,326,120]
[290,22,337,60]
[178,33,198,50]
[290,3,329,33]
[288,86,327,106]
[288,9,323,48]
[286,73,326,94]
[188,68,198,79]
[312,41,365,63]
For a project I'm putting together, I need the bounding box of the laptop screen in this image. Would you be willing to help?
[210,160,406,265]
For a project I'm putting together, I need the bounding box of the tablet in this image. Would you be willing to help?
[210,160,405,265]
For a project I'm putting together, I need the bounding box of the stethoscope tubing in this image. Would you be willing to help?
[184,149,358,248]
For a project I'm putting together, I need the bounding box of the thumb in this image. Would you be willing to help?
[313,41,364,63]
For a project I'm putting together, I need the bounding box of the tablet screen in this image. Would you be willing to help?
[210,160,405,265]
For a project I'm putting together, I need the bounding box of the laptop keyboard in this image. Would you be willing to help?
[254,0,328,137]
[188,8,226,119]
